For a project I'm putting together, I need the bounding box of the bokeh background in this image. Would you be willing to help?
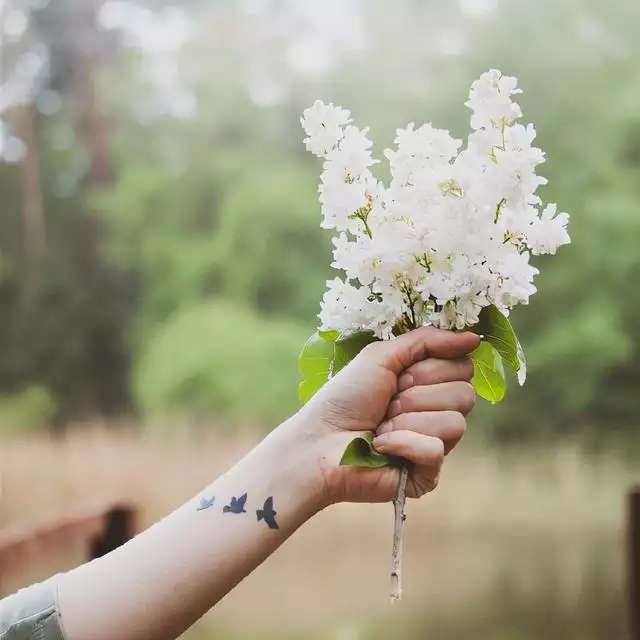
[0,0,639,638]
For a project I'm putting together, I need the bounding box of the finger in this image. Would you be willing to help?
[377,411,466,454]
[372,430,444,470]
[387,381,476,418]
[398,357,474,391]
[359,326,480,375]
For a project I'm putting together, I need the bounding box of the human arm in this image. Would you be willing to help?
[48,327,477,640]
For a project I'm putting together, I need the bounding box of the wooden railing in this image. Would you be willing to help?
[0,490,638,635]
[0,500,138,595]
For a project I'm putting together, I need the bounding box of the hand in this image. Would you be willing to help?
[53,326,477,640]
[297,326,479,505]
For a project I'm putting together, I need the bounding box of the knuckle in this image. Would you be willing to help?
[361,341,383,359]
[396,412,418,431]
[388,394,404,417]
[398,386,419,409]
[416,358,474,385]
[413,359,438,383]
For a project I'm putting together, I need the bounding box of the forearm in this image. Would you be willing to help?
[56,416,325,640]
[52,327,475,639]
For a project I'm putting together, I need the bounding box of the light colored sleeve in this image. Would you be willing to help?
[0,576,66,640]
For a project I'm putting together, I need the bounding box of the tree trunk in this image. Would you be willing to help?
[17,103,45,260]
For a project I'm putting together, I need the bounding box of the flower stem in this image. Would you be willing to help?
[359,213,373,239]
[400,281,418,330]
[390,465,409,602]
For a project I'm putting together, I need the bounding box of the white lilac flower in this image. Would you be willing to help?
[319,278,402,339]
[526,203,571,255]
[385,123,462,187]
[316,124,380,232]
[302,71,571,336]
[300,101,352,157]
[465,69,523,131]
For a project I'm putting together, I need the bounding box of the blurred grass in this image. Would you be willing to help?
[0,425,635,638]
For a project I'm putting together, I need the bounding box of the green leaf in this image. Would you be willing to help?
[318,329,340,342]
[515,340,527,386]
[332,331,377,377]
[297,333,334,403]
[339,432,396,469]
[297,375,328,404]
[470,341,506,404]
[297,330,378,404]
[474,305,527,385]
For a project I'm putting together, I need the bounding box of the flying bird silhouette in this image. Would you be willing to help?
[257,496,279,530]
[223,494,248,514]
[196,496,215,511]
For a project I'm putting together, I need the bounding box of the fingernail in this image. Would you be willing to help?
[389,398,401,416]
[478,334,485,340]
[373,434,390,451]
[398,372,414,392]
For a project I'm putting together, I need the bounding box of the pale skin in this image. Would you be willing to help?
[56,327,479,640]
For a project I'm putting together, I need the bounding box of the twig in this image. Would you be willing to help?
[390,465,409,602]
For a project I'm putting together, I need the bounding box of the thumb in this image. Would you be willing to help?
[359,326,480,375]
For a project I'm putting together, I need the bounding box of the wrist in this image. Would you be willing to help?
[248,413,333,519]
[269,410,361,508]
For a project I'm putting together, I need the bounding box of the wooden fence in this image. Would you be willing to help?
[0,490,638,635]
[0,500,138,595]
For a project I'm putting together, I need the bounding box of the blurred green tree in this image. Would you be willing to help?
[0,0,638,439]
[134,299,307,426]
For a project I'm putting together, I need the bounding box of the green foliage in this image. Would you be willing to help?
[339,431,397,469]
[474,305,526,384]
[298,332,334,404]
[135,299,308,427]
[470,342,507,404]
[209,165,331,320]
[0,386,58,433]
[298,330,386,468]
[301,306,523,466]
[331,332,379,376]
[0,189,133,423]
[1,0,639,442]
[298,330,378,404]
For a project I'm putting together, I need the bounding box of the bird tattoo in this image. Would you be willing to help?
[257,496,279,530]
[196,495,215,511]
[223,494,248,514]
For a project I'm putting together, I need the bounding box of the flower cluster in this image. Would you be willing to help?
[301,70,570,339]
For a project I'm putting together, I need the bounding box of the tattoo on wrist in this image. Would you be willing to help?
[223,494,248,514]
[257,496,279,530]
[196,492,280,529]
[196,496,215,511]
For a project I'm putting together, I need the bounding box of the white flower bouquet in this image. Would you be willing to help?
[297,70,570,598]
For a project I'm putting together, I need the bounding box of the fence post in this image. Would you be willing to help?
[629,488,640,640]
[0,501,138,596]
[89,505,137,560]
